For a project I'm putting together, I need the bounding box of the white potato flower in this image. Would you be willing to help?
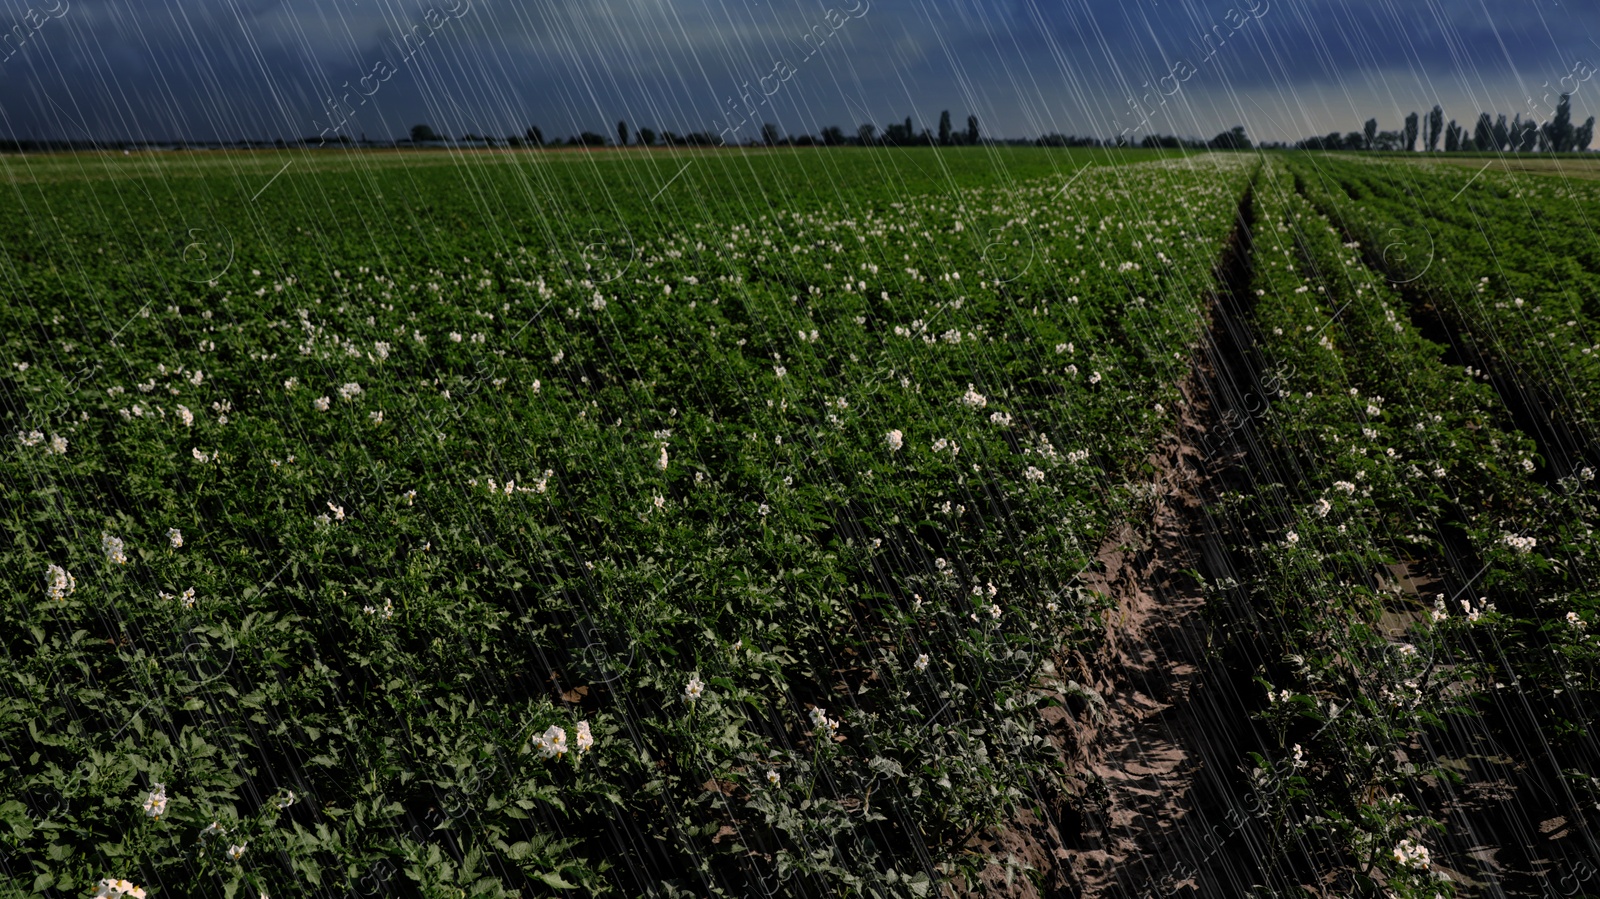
[143,783,168,819]
[809,706,840,738]
[1502,534,1536,554]
[94,879,147,899]
[46,564,76,601]
[1391,838,1429,870]
[533,724,569,758]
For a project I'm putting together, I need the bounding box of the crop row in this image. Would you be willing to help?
[1290,155,1600,477]
[1197,158,1599,896]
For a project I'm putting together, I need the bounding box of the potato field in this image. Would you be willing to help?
[1,147,1597,899]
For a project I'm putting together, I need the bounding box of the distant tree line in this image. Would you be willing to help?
[410,114,1256,151]
[1296,95,1595,152]
[397,112,990,149]
[507,112,987,148]
[1,114,1269,153]
[1034,125,1252,150]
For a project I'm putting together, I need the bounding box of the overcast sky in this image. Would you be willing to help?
[0,0,1596,144]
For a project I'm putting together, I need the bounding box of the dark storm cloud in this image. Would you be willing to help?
[0,0,1597,143]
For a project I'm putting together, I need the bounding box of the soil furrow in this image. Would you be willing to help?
[939,176,1272,899]
[1064,181,1288,898]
